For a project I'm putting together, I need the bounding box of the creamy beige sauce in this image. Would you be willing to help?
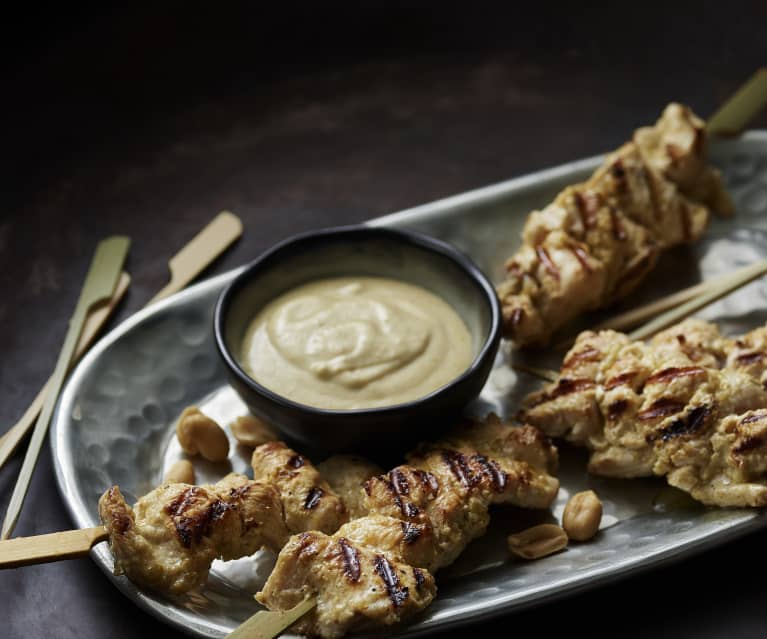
[241,277,473,410]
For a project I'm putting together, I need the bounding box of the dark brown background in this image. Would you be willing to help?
[2,3,767,637]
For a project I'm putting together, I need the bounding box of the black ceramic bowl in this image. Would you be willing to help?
[214,225,501,456]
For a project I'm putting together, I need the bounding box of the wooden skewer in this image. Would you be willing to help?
[707,68,767,136]
[147,210,243,305]
[0,211,243,473]
[0,273,131,469]
[554,259,767,351]
[227,598,317,639]
[0,520,314,639]
[2,237,131,540]
[0,527,108,569]
[628,257,767,341]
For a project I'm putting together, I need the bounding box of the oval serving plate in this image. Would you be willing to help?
[52,132,767,637]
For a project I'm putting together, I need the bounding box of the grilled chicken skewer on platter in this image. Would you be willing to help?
[521,318,767,507]
[98,441,363,595]
[497,103,734,348]
[97,414,558,635]
[258,416,559,638]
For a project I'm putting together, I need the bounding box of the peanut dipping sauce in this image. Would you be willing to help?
[241,276,473,410]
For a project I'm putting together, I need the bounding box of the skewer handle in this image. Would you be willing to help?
[0,272,131,470]
[0,526,108,569]
[227,598,317,639]
[147,210,242,306]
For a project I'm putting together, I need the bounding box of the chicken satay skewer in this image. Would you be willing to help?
[500,73,767,349]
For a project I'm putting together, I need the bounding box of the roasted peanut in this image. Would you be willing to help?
[175,406,230,462]
[164,459,196,484]
[562,490,603,541]
[507,524,568,559]
[230,414,276,448]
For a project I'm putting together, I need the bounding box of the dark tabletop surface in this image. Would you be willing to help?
[3,3,767,637]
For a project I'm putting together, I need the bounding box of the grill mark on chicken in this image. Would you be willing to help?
[609,207,627,240]
[391,469,410,496]
[605,372,636,390]
[741,412,767,425]
[165,488,232,548]
[297,532,319,558]
[638,398,686,420]
[574,191,600,229]
[373,554,409,608]
[304,487,324,510]
[418,470,440,494]
[528,378,596,407]
[736,352,765,365]
[645,366,706,385]
[472,454,508,491]
[400,521,423,544]
[338,538,361,583]
[733,435,767,455]
[655,405,712,442]
[413,568,426,593]
[107,487,132,535]
[442,451,475,487]
[607,399,629,420]
[379,474,421,518]
[536,246,560,280]
[287,455,304,469]
[567,244,594,273]
[563,346,602,368]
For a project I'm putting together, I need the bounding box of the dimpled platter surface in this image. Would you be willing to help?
[52,132,767,637]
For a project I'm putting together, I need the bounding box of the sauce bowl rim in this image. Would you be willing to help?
[213,224,501,417]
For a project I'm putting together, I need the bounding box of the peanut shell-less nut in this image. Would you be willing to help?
[164,459,196,484]
[507,524,568,560]
[230,414,276,448]
[562,490,603,541]
[175,406,230,462]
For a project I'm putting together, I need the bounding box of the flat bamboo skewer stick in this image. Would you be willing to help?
[2,237,131,540]
[0,523,313,639]
[706,68,767,136]
[147,210,243,305]
[0,273,131,469]
[553,258,767,351]
[0,211,243,472]
[628,257,767,341]
[0,527,108,568]
[227,598,318,639]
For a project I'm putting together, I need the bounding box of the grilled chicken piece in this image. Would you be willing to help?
[521,319,767,506]
[317,455,383,519]
[259,417,558,637]
[252,441,348,534]
[498,104,733,347]
[98,474,288,595]
[256,530,436,639]
[364,420,559,570]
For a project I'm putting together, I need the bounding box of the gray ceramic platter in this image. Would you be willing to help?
[52,132,767,637]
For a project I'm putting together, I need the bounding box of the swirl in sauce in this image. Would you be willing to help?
[241,277,473,410]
